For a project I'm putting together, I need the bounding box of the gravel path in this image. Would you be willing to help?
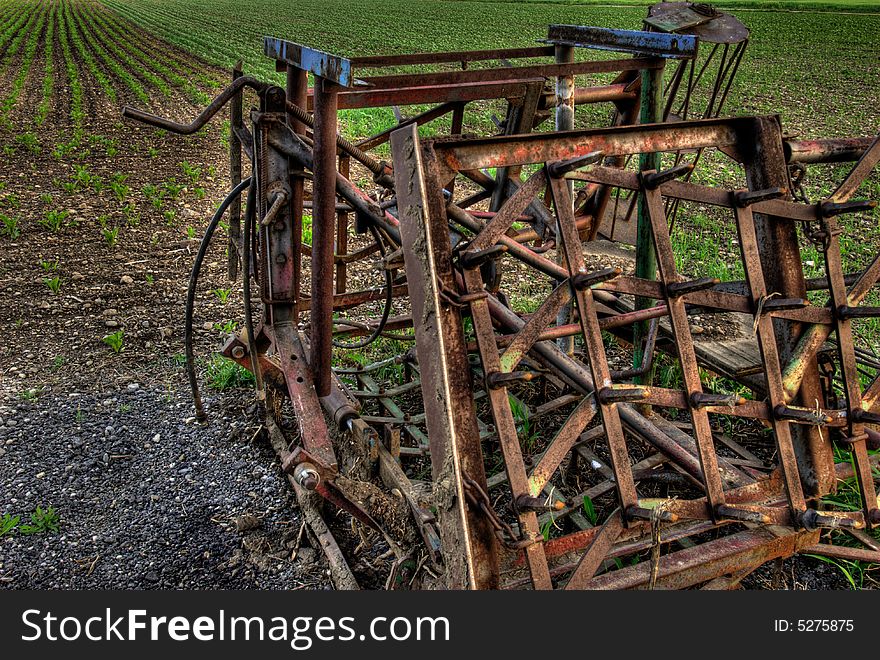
[0,386,331,589]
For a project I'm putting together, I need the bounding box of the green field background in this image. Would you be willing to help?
[105,0,879,139]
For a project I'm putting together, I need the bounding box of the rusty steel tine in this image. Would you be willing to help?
[548,175,640,513]
[547,150,604,178]
[733,186,786,207]
[715,504,772,525]
[528,394,598,497]
[485,370,539,389]
[829,132,880,203]
[499,282,572,374]
[733,204,809,516]
[468,167,548,252]
[820,199,877,217]
[838,305,880,319]
[463,267,553,589]
[564,508,624,590]
[642,183,725,515]
[819,215,879,524]
[666,276,720,298]
[639,162,694,189]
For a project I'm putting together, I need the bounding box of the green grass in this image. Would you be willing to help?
[205,354,256,390]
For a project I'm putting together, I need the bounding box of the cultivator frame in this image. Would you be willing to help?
[122,4,880,589]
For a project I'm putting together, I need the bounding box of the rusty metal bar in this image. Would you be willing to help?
[733,202,807,519]
[311,78,339,397]
[643,182,724,513]
[391,123,500,589]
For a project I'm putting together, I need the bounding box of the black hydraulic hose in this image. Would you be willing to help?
[185,177,252,421]
[331,225,393,349]
[122,76,268,134]
[241,178,266,403]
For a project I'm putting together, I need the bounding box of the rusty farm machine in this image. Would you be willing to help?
[123,3,880,589]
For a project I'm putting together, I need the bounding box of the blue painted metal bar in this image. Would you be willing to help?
[263,37,353,87]
[545,25,698,59]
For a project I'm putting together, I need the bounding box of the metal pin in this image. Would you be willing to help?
[293,462,320,491]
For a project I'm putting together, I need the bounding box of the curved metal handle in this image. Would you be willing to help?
[121,75,268,134]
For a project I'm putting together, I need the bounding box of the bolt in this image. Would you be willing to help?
[275,254,287,264]
[293,462,319,490]
[231,346,246,359]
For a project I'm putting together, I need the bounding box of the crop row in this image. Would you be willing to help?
[0,0,225,138]
[1,0,49,126]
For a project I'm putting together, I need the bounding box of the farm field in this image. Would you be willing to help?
[0,0,877,590]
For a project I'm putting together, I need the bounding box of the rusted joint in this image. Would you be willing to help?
[732,186,786,207]
[461,473,535,550]
[639,162,693,190]
[281,446,338,486]
[438,283,487,308]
